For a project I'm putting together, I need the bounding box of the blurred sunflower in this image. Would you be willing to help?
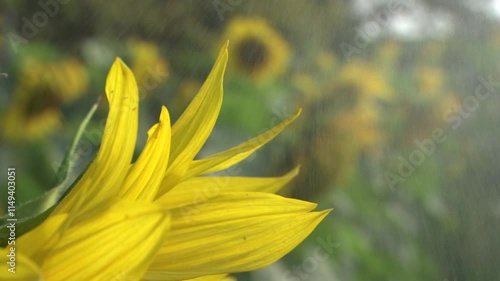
[2,58,88,140]
[336,61,393,102]
[222,17,290,81]
[283,62,390,199]
[0,44,329,280]
[415,66,444,99]
[128,39,170,97]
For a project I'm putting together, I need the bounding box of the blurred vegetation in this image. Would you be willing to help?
[1,0,500,280]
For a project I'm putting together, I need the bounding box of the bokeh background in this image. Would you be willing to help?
[1,0,500,280]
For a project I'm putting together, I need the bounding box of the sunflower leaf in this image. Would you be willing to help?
[0,99,100,246]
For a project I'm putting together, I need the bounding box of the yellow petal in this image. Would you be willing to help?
[55,58,139,218]
[0,248,43,280]
[185,109,300,179]
[41,201,170,281]
[160,44,228,195]
[16,213,68,260]
[176,274,231,281]
[156,167,299,206]
[146,192,330,280]
[120,106,171,201]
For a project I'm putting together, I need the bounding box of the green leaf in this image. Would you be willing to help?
[0,99,100,246]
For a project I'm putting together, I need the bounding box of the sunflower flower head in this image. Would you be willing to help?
[1,43,330,280]
[3,57,88,140]
[222,17,291,81]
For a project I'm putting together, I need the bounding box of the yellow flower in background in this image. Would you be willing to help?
[292,73,321,100]
[0,44,329,280]
[2,58,88,140]
[415,66,444,99]
[128,39,170,97]
[335,103,384,151]
[315,51,336,72]
[222,17,290,81]
[337,62,393,102]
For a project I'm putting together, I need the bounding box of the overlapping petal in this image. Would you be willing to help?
[54,58,139,218]
[156,167,300,208]
[181,274,231,281]
[42,201,169,281]
[0,248,43,280]
[145,192,330,280]
[161,44,228,194]
[120,106,171,201]
[16,214,68,259]
[183,109,301,179]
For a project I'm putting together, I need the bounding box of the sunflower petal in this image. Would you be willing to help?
[16,213,68,259]
[175,274,231,281]
[146,192,330,280]
[184,109,300,179]
[0,248,43,280]
[156,167,300,207]
[41,201,170,281]
[160,44,228,195]
[120,106,171,201]
[55,58,139,217]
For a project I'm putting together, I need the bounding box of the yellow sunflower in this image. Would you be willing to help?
[222,17,290,81]
[414,66,444,99]
[0,43,329,280]
[336,61,393,102]
[128,39,170,97]
[3,58,88,140]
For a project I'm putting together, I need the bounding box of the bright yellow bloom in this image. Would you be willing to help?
[1,44,329,280]
[222,17,290,81]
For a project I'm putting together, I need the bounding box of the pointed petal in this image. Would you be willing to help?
[120,106,171,201]
[0,248,43,280]
[156,167,300,207]
[41,201,170,281]
[185,109,300,179]
[146,192,330,280]
[55,58,139,217]
[159,44,228,195]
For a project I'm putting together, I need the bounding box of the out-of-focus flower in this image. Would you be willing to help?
[292,73,321,100]
[0,44,329,280]
[128,39,170,97]
[2,58,88,140]
[222,17,290,81]
[285,61,390,199]
[432,93,459,120]
[336,62,393,102]
[415,66,444,99]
